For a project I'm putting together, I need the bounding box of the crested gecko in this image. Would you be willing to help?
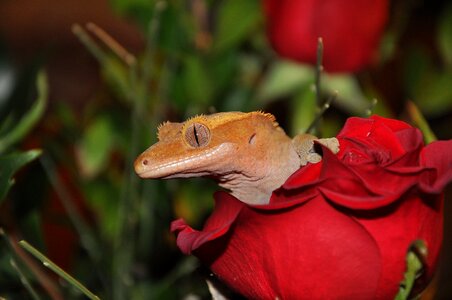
[134,111,339,205]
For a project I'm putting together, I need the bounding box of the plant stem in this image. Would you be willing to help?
[9,259,41,300]
[86,22,137,67]
[0,228,41,300]
[315,37,324,107]
[309,37,325,135]
[394,240,428,300]
[19,240,100,300]
[307,91,336,135]
[406,101,437,144]
[72,24,107,63]
[2,229,63,299]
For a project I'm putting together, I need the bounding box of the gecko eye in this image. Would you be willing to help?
[185,123,210,147]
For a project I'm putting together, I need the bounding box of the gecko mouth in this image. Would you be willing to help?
[134,143,235,179]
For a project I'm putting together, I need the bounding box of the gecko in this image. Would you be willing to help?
[134,111,339,205]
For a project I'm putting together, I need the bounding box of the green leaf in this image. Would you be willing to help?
[0,71,47,154]
[0,150,41,202]
[210,51,238,94]
[84,179,120,240]
[412,71,452,117]
[109,0,152,13]
[322,74,370,114]
[379,31,397,63]
[182,55,214,106]
[76,115,115,178]
[258,62,371,114]
[403,49,429,93]
[403,47,452,118]
[213,0,262,53]
[101,55,131,103]
[437,3,452,67]
[321,116,343,138]
[257,61,314,104]
[291,86,316,135]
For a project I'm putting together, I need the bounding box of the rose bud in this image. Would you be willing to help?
[263,0,389,72]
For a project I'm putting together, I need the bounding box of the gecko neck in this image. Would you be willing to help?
[217,142,300,205]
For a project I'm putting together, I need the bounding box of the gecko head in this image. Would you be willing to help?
[134,111,291,182]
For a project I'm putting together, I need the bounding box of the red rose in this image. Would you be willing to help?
[263,0,389,72]
[172,116,452,299]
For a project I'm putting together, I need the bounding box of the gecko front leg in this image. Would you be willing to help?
[292,134,340,166]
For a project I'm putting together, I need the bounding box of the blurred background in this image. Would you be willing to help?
[0,0,451,299]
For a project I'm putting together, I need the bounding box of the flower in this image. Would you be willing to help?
[262,0,389,72]
[171,116,452,299]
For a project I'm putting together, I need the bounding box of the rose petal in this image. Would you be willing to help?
[204,196,381,299]
[171,191,244,254]
[419,140,452,193]
[338,116,411,158]
[281,159,323,189]
[354,192,443,298]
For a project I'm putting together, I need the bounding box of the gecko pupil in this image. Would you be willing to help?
[193,124,200,146]
[185,123,210,147]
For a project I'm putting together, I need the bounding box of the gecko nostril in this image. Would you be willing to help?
[142,159,148,166]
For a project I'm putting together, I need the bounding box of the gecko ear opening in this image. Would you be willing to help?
[185,122,211,148]
[248,133,256,145]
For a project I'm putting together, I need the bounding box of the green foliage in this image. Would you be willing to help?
[0,71,45,298]
[403,7,452,118]
[213,0,262,53]
[110,0,151,13]
[321,75,370,115]
[0,150,41,203]
[0,71,47,154]
[437,3,452,67]
[0,229,41,300]
[257,61,314,104]
[395,240,428,300]
[109,0,154,28]
[0,71,46,202]
[404,47,452,117]
[76,115,116,178]
[83,178,120,240]
[256,60,373,116]
[182,55,215,106]
[101,56,131,103]
[291,85,316,135]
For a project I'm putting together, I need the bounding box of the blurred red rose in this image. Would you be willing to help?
[172,116,452,299]
[263,0,389,72]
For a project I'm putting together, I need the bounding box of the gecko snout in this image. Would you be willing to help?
[134,154,151,177]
